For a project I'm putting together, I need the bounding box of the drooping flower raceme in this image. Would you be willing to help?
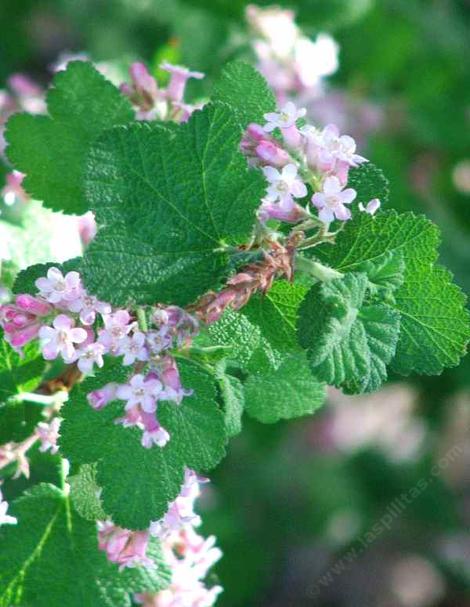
[0,266,198,450]
[133,470,222,605]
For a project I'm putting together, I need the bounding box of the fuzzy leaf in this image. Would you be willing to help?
[60,359,227,529]
[82,103,265,306]
[348,162,389,206]
[316,211,469,374]
[0,329,45,402]
[68,463,106,521]
[0,484,170,607]
[244,352,325,423]
[5,62,134,214]
[212,61,276,126]
[216,366,245,436]
[0,400,43,444]
[242,280,308,354]
[297,273,400,393]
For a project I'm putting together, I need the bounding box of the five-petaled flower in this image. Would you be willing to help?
[263,163,307,204]
[35,268,81,305]
[116,374,163,414]
[311,176,357,223]
[38,314,88,362]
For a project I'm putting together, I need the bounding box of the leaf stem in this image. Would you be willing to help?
[295,255,343,282]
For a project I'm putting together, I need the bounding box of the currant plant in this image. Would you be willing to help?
[0,58,468,607]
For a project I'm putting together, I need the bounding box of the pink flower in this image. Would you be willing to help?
[77,211,97,246]
[67,293,111,325]
[303,124,367,180]
[141,423,170,449]
[87,382,118,410]
[98,521,154,570]
[0,294,51,349]
[36,418,61,454]
[99,310,134,353]
[263,102,306,131]
[160,356,192,405]
[359,198,381,215]
[259,199,308,224]
[116,374,163,414]
[38,314,88,362]
[311,176,357,223]
[35,268,81,305]
[76,342,105,374]
[161,63,204,103]
[118,332,149,366]
[263,102,306,148]
[0,490,16,526]
[255,140,291,167]
[263,163,307,204]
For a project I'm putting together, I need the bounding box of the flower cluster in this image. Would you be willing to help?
[135,469,222,606]
[246,4,338,104]
[97,469,222,605]
[0,268,199,449]
[120,62,204,123]
[242,101,380,225]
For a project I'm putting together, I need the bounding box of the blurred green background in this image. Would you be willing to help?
[1,1,469,605]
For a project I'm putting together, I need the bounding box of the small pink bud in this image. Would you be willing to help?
[281,124,302,149]
[8,323,41,347]
[255,140,291,167]
[87,383,118,410]
[246,123,266,141]
[15,294,51,316]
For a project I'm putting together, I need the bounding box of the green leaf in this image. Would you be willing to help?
[316,211,470,375]
[297,273,401,393]
[0,400,43,444]
[0,329,45,402]
[0,484,170,607]
[357,250,405,297]
[205,309,262,366]
[242,280,308,353]
[215,365,245,437]
[244,352,325,423]
[347,161,389,206]
[13,258,82,295]
[392,264,469,375]
[5,61,134,215]
[212,61,276,126]
[82,103,265,306]
[60,359,227,528]
[68,463,106,521]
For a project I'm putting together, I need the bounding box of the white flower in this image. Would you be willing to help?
[116,374,163,414]
[76,342,105,374]
[142,426,170,449]
[36,418,61,454]
[359,198,381,215]
[67,293,111,325]
[35,268,81,304]
[118,332,149,366]
[263,163,307,203]
[263,102,306,132]
[38,314,88,362]
[311,176,357,223]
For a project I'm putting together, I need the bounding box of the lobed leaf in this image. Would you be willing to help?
[297,273,401,393]
[82,103,265,306]
[6,62,134,215]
